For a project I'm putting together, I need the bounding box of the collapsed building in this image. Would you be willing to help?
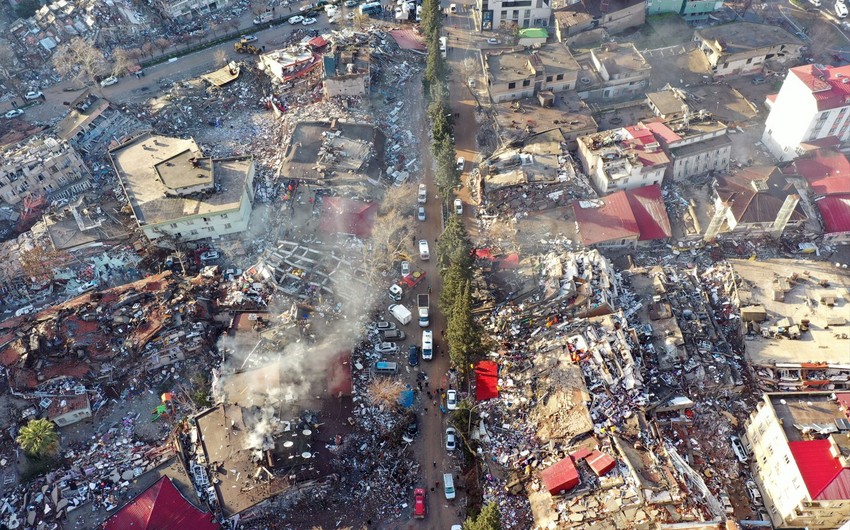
[0,135,92,207]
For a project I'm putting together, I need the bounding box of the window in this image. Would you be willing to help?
[169,223,178,228]
[186,220,194,225]
[221,213,228,219]
[190,230,198,235]
[202,217,210,223]
[508,82,516,89]
[746,57,752,64]
[546,75,552,82]
[556,73,564,80]
[522,80,530,87]
[205,227,215,232]
[224,223,232,229]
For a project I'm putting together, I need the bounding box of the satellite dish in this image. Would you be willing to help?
[302,429,312,436]
[283,441,294,448]
[301,452,312,459]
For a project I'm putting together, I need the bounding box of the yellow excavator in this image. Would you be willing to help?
[234,41,261,54]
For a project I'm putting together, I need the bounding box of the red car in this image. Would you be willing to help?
[413,488,426,519]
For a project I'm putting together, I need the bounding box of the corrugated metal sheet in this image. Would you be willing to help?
[586,450,617,477]
[788,440,850,501]
[540,457,579,495]
[102,476,218,530]
[817,194,850,234]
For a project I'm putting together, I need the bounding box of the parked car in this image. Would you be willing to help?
[370,321,396,332]
[374,342,399,354]
[402,415,418,442]
[240,34,258,42]
[446,389,458,410]
[24,91,43,100]
[100,76,118,87]
[200,250,220,261]
[302,17,317,24]
[418,206,426,221]
[456,157,465,171]
[445,427,456,451]
[289,15,304,23]
[719,491,734,515]
[418,239,430,260]
[486,38,501,44]
[401,261,410,277]
[77,280,99,294]
[4,109,23,119]
[730,435,748,463]
[381,329,406,341]
[454,198,463,215]
[746,480,763,505]
[344,0,357,5]
[408,344,419,366]
[413,488,426,518]
[751,76,766,85]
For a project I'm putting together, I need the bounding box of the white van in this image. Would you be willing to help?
[809,0,822,7]
[443,473,456,500]
[837,1,848,17]
[418,239,430,260]
[422,330,433,360]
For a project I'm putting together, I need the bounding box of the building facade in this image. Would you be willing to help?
[577,125,669,194]
[762,64,850,162]
[695,23,802,78]
[0,136,92,206]
[553,0,645,40]
[159,0,230,18]
[645,114,732,180]
[744,392,850,529]
[110,133,255,243]
[576,43,651,100]
[484,45,579,103]
[476,0,551,31]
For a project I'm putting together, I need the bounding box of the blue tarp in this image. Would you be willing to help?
[398,389,415,408]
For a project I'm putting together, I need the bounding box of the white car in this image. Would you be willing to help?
[456,157,465,171]
[344,0,357,5]
[730,435,748,463]
[486,38,501,45]
[289,15,304,23]
[838,0,848,18]
[100,76,118,87]
[77,280,99,294]
[418,206,426,221]
[302,17,317,24]
[24,91,43,100]
[200,250,220,261]
[454,198,463,215]
[417,183,427,203]
[445,427,457,451]
[418,239,430,260]
[746,480,763,505]
[4,109,23,119]
[401,261,410,277]
[240,34,258,42]
[446,389,458,410]
[374,341,400,354]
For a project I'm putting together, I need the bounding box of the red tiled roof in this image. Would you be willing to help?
[622,124,670,167]
[643,121,681,145]
[586,450,617,476]
[573,191,639,246]
[540,457,579,495]
[792,148,850,196]
[817,194,850,234]
[788,439,850,501]
[573,185,671,245]
[102,476,218,530]
[625,184,672,241]
[715,167,807,224]
[791,64,850,111]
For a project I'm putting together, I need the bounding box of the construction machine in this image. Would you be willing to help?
[234,41,261,54]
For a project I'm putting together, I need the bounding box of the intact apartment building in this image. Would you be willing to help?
[553,0,645,40]
[110,133,255,243]
[577,43,651,100]
[762,64,850,162]
[646,0,723,20]
[577,124,669,194]
[695,22,802,78]
[643,113,732,180]
[0,136,91,206]
[484,44,579,103]
[159,0,230,18]
[743,392,850,529]
[476,0,551,31]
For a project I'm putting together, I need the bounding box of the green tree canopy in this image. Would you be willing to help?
[16,418,59,459]
[447,279,480,372]
[463,502,502,530]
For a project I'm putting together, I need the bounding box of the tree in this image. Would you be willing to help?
[379,183,416,217]
[52,37,107,87]
[251,1,269,16]
[141,42,155,57]
[368,378,404,409]
[440,260,464,318]
[354,12,370,29]
[15,0,41,18]
[154,37,171,53]
[111,48,133,78]
[463,502,502,530]
[16,419,59,459]
[437,216,472,270]
[446,280,480,372]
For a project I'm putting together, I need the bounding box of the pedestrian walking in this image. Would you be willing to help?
[436,481,440,488]
[433,461,437,467]
[428,286,432,294]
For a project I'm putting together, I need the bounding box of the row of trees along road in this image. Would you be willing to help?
[420,0,501,528]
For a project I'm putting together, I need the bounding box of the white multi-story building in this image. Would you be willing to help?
[160,0,230,19]
[476,0,551,31]
[744,392,850,529]
[762,64,850,162]
[577,124,669,194]
[110,133,255,243]
[0,135,91,206]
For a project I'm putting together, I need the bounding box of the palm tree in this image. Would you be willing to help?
[17,419,59,459]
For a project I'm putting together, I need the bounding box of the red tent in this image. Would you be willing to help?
[540,457,579,495]
[319,197,377,238]
[474,360,499,401]
[102,477,218,530]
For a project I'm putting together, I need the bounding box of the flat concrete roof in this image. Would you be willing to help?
[695,22,801,54]
[154,150,213,191]
[731,259,850,366]
[768,392,850,444]
[531,44,580,76]
[593,43,650,76]
[486,50,534,84]
[110,133,252,226]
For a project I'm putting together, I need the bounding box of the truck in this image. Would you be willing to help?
[417,294,429,327]
[389,304,412,325]
[253,11,273,24]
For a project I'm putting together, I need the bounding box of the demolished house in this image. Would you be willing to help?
[0,135,92,207]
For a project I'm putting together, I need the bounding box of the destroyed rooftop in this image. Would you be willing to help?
[695,22,801,53]
[109,133,252,225]
[768,392,850,447]
[730,259,850,366]
[282,121,384,183]
[592,44,650,75]
[54,91,110,141]
[486,50,536,84]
